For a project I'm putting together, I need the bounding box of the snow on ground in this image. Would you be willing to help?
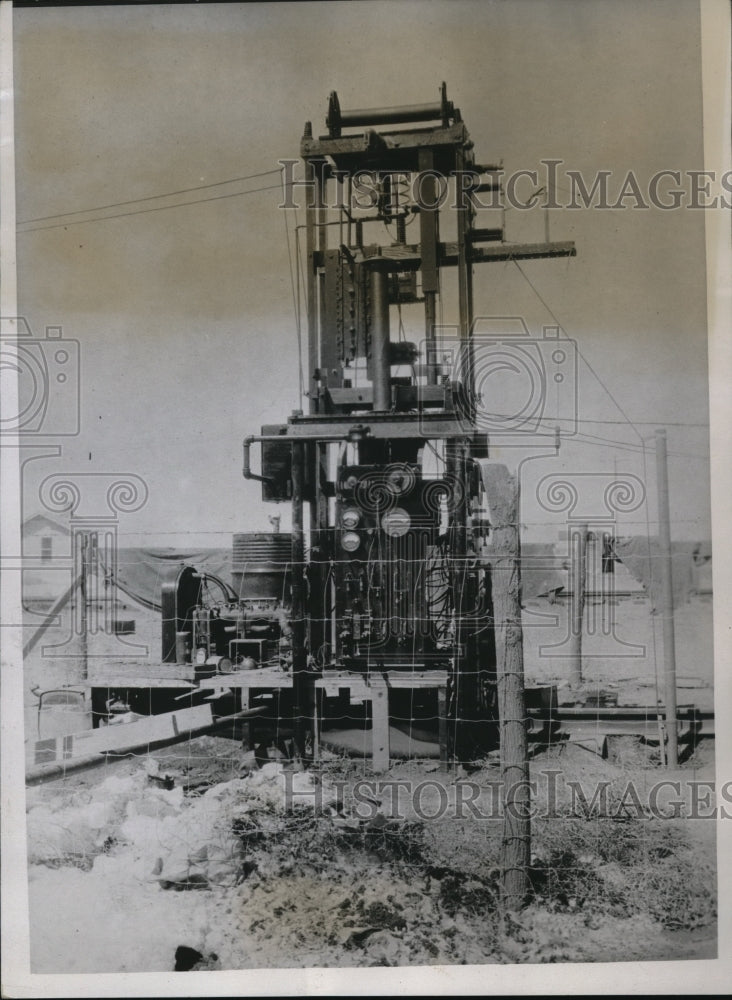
[27,762,331,972]
[26,742,717,972]
[22,595,717,972]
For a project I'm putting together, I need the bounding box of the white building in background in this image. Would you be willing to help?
[21,513,72,611]
[21,514,233,681]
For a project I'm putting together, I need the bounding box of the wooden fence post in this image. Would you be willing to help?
[568,522,588,688]
[483,463,530,911]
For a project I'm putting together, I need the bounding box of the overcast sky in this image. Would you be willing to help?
[12,0,713,545]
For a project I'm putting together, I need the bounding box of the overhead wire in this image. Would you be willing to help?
[511,259,644,443]
[17,167,283,225]
[502,261,709,460]
[18,182,284,233]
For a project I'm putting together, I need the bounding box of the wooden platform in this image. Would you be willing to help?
[197,668,294,691]
[314,670,448,771]
[87,660,196,687]
[84,664,449,770]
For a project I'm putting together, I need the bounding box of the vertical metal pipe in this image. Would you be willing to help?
[568,523,587,687]
[425,291,437,385]
[338,175,343,248]
[309,442,328,670]
[290,441,308,757]
[418,149,440,387]
[370,268,391,411]
[347,175,353,247]
[316,169,327,397]
[305,159,319,414]
[79,532,88,681]
[655,429,678,766]
[455,147,475,413]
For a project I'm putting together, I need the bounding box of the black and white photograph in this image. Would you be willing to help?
[1,1,730,994]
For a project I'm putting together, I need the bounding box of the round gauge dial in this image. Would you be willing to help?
[341,508,361,529]
[340,530,361,552]
[386,464,415,495]
[381,508,411,537]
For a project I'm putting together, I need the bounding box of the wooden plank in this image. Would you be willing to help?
[383,671,448,689]
[314,670,447,692]
[369,675,390,772]
[240,688,252,751]
[83,678,197,690]
[315,676,370,699]
[198,669,294,690]
[312,689,321,762]
[437,686,448,768]
[27,703,214,767]
[88,660,196,685]
[26,705,265,784]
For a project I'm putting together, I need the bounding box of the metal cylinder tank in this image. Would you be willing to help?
[232,532,292,601]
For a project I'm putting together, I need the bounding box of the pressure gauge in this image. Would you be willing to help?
[341,508,361,529]
[340,530,361,552]
[386,464,415,495]
[381,508,411,537]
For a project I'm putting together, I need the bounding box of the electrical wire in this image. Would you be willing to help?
[512,260,644,442]
[18,182,284,233]
[18,168,283,225]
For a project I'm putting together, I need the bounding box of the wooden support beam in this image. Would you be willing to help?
[437,686,448,769]
[482,463,530,912]
[313,671,449,769]
[369,674,390,772]
[568,523,588,687]
[198,668,293,690]
[655,428,679,767]
[240,688,251,751]
[290,441,308,759]
[312,688,321,762]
